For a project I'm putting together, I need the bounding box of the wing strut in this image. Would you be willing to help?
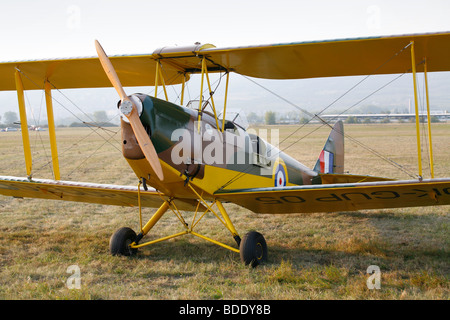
[423,59,435,178]
[154,59,168,101]
[410,41,434,179]
[410,41,423,178]
[14,69,32,177]
[44,80,60,180]
[196,56,222,133]
[14,69,61,180]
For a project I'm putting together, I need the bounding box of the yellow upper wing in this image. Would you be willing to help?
[203,32,450,79]
[0,54,187,91]
[214,178,450,214]
[1,32,449,91]
[0,176,203,212]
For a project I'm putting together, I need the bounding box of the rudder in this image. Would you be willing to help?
[313,120,344,174]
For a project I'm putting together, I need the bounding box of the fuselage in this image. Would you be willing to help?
[120,94,318,200]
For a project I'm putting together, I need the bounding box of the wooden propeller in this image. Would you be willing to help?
[95,40,164,181]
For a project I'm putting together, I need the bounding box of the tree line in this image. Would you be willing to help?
[1,110,118,128]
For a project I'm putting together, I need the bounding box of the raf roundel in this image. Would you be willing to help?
[274,163,287,187]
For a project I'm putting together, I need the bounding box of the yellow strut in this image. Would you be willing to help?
[44,80,60,180]
[154,60,160,98]
[410,41,422,178]
[216,200,239,238]
[190,231,240,253]
[186,184,240,239]
[423,60,435,178]
[137,180,143,232]
[204,64,220,131]
[157,62,169,101]
[14,70,32,177]
[140,200,170,236]
[130,187,240,254]
[180,74,186,106]
[197,57,206,132]
[132,231,188,249]
[222,72,230,132]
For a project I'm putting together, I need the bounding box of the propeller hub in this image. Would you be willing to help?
[120,100,133,116]
[119,95,143,123]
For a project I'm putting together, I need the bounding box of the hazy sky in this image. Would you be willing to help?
[1,0,450,119]
[2,0,450,60]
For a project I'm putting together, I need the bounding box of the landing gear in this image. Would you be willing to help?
[109,227,138,256]
[109,191,268,268]
[240,231,268,267]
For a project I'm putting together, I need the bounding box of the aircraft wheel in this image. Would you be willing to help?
[240,231,267,267]
[110,227,138,256]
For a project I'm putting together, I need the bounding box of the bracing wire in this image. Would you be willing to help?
[14,68,123,179]
[217,43,419,190]
[46,80,120,140]
[251,72,418,179]
[23,88,53,178]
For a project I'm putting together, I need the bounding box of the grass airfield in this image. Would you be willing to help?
[0,123,448,299]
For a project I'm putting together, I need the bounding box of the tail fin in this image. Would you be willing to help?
[313,120,344,174]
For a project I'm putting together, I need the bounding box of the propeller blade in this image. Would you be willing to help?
[95,40,164,181]
[94,40,127,101]
[127,109,164,181]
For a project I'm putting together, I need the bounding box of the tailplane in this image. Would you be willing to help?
[313,120,344,174]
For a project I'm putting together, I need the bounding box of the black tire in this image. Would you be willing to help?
[240,231,267,267]
[109,227,138,256]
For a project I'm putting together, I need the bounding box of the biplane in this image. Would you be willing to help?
[0,32,449,267]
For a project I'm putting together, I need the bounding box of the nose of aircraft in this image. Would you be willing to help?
[95,40,164,181]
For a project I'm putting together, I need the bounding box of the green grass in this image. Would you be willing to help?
[0,123,449,299]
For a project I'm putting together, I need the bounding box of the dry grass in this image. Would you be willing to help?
[0,123,448,300]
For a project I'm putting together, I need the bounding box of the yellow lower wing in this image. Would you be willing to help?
[0,176,203,212]
[215,178,450,213]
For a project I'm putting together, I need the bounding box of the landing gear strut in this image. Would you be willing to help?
[109,183,268,267]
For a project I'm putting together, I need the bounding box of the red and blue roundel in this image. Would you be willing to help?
[274,163,287,187]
